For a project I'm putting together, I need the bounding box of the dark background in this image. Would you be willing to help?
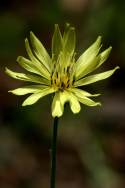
[0,0,125,188]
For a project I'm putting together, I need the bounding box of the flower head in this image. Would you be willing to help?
[5,24,119,117]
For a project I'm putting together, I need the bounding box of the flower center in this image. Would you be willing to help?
[51,65,74,91]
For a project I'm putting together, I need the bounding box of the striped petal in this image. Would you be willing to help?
[22,87,55,106]
[74,66,119,87]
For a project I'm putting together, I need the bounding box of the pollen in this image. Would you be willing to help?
[51,64,74,91]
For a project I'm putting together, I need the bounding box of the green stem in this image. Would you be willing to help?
[50,117,59,188]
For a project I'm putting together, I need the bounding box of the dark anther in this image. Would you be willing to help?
[59,82,65,91]
[66,79,70,88]
[54,79,56,85]
[61,82,65,88]
[72,76,75,84]
[67,66,70,73]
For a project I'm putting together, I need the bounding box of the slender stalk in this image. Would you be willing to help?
[50,117,59,188]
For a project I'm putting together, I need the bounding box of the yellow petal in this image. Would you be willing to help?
[25,38,50,79]
[74,66,119,87]
[75,36,102,78]
[52,24,63,61]
[96,46,112,68]
[17,56,51,79]
[9,85,47,95]
[78,96,101,107]
[22,87,55,106]
[30,32,51,72]
[60,91,81,114]
[63,26,76,57]
[5,67,50,85]
[75,55,100,80]
[52,92,63,117]
[69,88,100,97]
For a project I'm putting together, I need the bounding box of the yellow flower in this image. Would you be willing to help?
[5,24,119,117]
